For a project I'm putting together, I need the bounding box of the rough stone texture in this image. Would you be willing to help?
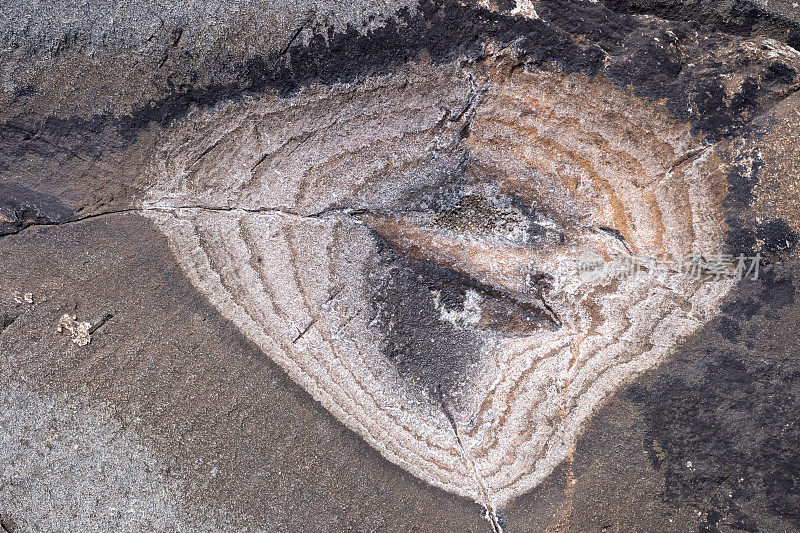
[0,214,488,532]
[0,0,419,117]
[2,0,800,531]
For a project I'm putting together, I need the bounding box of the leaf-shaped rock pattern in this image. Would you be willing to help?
[143,51,738,521]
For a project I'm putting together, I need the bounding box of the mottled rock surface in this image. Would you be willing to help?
[1,0,799,532]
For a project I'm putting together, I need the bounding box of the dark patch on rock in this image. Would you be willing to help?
[0,313,19,335]
[627,265,800,531]
[726,216,799,264]
[715,315,741,341]
[755,267,795,309]
[692,77,759,139]
[724,224,759,259]
[721,142,798,263]
[8,0,798,171]
[494,0,518,12]
[758,218,799,259]
[0,0,601,164]
[363,217,559,401]
[720,296,762,320]
[723,147,763,212]
[0,182,76,237]
[599,0,800,50]
[605,23,684,93]
[393,161,468,214]
[685,57,799,138]
[365,236,488,401]
[537,0,800,140]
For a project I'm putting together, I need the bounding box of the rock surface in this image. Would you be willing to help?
[1,0,800,531]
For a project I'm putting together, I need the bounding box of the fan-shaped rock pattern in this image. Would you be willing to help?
[142,51,736,523]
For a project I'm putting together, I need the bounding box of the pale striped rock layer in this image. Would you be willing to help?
[142,50,735,525]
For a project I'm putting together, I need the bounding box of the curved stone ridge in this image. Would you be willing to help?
[142,50,735,519]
